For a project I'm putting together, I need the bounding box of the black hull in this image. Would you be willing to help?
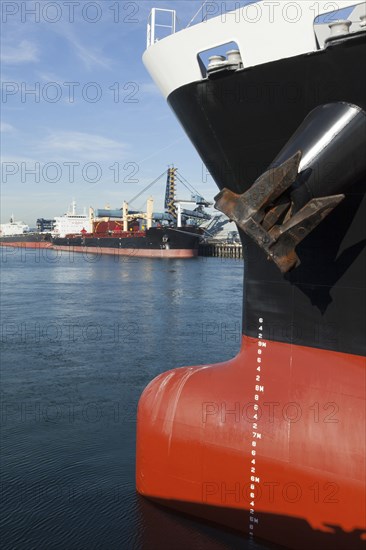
[168,33,366,356]
[0,233,52,245]
[52,227,201,253]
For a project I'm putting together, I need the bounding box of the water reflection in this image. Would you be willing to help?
[0,253,252,549]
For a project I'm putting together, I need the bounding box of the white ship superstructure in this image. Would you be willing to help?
[0,216,29,236]
[52,201,91,238]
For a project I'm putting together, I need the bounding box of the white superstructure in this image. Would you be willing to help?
[52,201,92,238]
[143,1,365,98]
[0,217,29,236]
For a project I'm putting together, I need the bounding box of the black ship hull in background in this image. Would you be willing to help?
[52,227,202,258]
[0,233,52,248]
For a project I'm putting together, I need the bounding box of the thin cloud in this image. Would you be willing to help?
[54,26,112,70]
[38,72,65,84]
[0,155,42,186]
[139,82,161,97]
[39,131,128,161]
[71,36,112,70]
[1,122,15,133]
[1,40,39,64]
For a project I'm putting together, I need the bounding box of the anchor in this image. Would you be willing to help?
[214,151,345,273]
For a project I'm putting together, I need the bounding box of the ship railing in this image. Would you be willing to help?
[147,8,176,48]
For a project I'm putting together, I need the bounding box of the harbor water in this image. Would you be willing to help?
[1,248,276,549]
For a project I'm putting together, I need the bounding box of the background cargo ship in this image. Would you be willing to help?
[0,217,52,249]
[52,168,211,258]
[52,226,204,259]
[1,168,211,258]
[137,3,366,550]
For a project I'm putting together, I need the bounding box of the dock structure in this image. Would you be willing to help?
[199,242,243,259]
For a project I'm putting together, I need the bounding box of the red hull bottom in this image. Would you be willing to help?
[0,242,52,248]
[136,336,365,549]
[52,245,197,258]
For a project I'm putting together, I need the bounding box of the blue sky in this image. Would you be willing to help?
[1,0,222,224]
[1,1,355,224]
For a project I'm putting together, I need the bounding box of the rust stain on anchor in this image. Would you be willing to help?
[214,151,345,273]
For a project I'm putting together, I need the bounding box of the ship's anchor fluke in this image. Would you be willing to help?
[214,151,345,273]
